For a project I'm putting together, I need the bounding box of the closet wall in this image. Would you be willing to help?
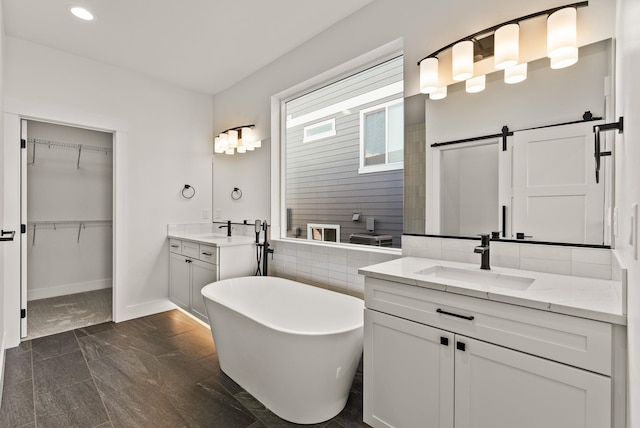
[26,120,113,301]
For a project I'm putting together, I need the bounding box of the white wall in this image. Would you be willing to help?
[3,36,213,346]
[25,121,113,300]
[0,0,7,402]
[615,0,640,425]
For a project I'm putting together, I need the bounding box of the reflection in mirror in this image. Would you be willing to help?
[440,142,499,236]
[404,39,614,247]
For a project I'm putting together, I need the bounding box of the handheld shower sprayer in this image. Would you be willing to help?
[254,220,262,244]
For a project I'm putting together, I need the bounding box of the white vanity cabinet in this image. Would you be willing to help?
[363,276,624,428]
[169,237,254,321]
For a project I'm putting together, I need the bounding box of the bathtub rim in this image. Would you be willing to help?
[201,276,364,337]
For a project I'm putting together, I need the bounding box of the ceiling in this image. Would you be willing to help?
[3,0,373,95]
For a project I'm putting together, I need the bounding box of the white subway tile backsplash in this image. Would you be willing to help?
[442,250,477,264]
[442,239,477,252]
[520,244,571,261]
[270,240,398,291]
[327,262,348,274]
[571,248,611,265]
[491,242,520,269]
[571,262,612,280]
[491,254,520,269]
[520,257,571,275]
[269,236,615,287]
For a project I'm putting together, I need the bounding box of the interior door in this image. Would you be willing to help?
[512,121,605,244]
[20,119,28,338]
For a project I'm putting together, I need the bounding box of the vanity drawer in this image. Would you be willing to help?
[199,245,218,264]
[181,241,200,259]
[365,277,613,376]
[169,239,182,254]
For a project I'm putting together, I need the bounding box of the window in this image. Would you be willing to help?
[307,224,341,242]
[360,99,404,173]
[303,119,336,143]
[280,53,404,248]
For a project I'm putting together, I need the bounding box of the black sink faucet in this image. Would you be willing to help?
[218,220,232,237]
[474,234,491,270]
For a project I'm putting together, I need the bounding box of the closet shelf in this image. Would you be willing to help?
[27,220,112,245]
[27,138,112,169]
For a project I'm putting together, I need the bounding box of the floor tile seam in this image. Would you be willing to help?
[31,347,84,362]
[232,391,272,426]
[89,373,113,428]
[30,346,37,428]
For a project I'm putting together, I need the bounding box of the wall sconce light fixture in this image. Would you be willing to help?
[417,1,587,100]
[214,125,262,155]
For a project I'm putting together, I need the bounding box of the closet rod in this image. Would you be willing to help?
[28,220,112,246]
[27,138,112,168]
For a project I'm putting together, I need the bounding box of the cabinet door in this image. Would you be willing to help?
[454,336,611,428]
[364,309,454,428]
[169,252,190,310]
[190,259,218,321]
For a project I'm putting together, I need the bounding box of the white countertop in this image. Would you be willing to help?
[168,231,256,247]
[359,257,626,325]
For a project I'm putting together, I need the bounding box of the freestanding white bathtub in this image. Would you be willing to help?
[201,276,364,424]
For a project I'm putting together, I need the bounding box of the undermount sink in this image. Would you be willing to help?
[195,233,231,239]
[416,266,535,291]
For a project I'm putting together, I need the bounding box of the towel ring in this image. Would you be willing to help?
[231,187,243,200]
[182,184,196,199]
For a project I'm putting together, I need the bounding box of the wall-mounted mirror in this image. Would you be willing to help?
[404,39,614,247]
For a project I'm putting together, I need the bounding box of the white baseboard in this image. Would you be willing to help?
[116,299,177,323]
[27,279,112,301]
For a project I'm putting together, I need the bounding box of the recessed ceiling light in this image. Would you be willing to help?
[70,6,94,21]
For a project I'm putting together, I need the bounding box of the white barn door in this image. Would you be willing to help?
[512,121,605,244]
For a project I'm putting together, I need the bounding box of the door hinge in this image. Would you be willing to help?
[21,224,26,234]
[21,139,26,149]
[20,308,26,319]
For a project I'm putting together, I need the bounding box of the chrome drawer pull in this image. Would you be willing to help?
[436,308,475,321]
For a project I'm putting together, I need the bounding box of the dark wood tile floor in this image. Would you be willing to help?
[0,309,367,428]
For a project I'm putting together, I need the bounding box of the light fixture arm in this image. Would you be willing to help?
[417,1,588,65]
[219,124,255,135]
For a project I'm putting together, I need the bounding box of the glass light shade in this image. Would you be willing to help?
[253,140,262,148]
[245,144,255,151]
[236,145,247,154]
[214,136,225,153]
[227,129,238,148]
[429,86,447,100]
[550,47,578,69]
[241,127,255,146]
[504,63,528,84]
[215,136,228,151]
[465,75,486,93]
[224,148,234,155]
[547,8,577,61]
[494,24,519,70]
[419,58,439,94]
[452,41,474,81]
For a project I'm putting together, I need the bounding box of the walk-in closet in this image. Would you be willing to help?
[24,120,113,339]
